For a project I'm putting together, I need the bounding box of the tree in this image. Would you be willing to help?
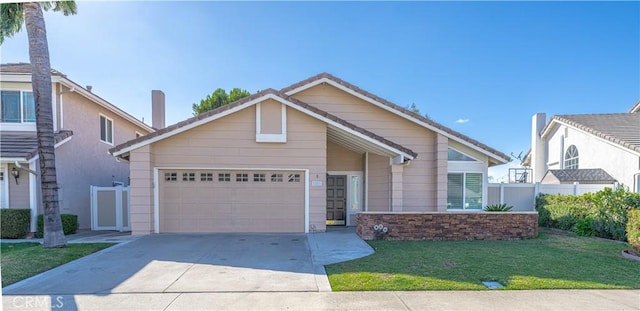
[405,103,430,119]
[1,1,77,248]
[192,87,251,115]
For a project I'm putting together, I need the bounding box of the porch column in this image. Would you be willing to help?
[436,134,448,211]
[390,164,403,212]
[28,161,38,232]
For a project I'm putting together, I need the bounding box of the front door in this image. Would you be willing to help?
[326,175,346,225]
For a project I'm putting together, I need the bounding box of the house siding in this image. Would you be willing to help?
[293,83,438,211]
[327,141,363,172]
[129,103,328,233]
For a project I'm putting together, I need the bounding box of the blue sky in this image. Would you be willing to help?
[2,1,638,180]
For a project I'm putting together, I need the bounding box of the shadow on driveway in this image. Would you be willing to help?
[3,234,323,294]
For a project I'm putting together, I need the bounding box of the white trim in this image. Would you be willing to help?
[284,77,509,164]
[0,164,8,208]
[445,171,486,210]
[114,93,414,160]
[0,157,28,164]
[28,161,37,232]
[154,166,309,234]
[542,119,640,157]
[99,113,114,145]
[255,102,288,143]
[365,152,369,212]
[0,88,37,130]
[153,168,159,234]
[91,186,130,231]
[59,83,64,129]
[327,171,363,226]
[52,88,57,131]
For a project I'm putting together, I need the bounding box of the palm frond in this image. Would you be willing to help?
[0,3,25,45]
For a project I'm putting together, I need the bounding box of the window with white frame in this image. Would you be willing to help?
[99,115,114,144]
[1,90,35,123]
[447,172,483,210]
[447,148,477,161]
[564,145,579,169]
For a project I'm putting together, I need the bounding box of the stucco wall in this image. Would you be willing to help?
[546,125,639,188]
[53,85,151,228]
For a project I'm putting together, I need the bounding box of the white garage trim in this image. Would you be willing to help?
[153,167,310,233]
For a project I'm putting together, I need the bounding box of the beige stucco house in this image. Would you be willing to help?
[111,73,510,235]
[0,63,154,231]
[523,102,640,192]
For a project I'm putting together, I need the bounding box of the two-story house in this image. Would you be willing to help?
[0,63,156,232]
[522,102,640,192]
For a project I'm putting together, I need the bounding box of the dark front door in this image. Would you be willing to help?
[326,175,347,225]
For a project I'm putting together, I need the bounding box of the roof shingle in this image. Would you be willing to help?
[0,130,73,160]
[544,169,617,184]
[552,113,640,153]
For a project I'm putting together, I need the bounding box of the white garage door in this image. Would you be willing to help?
[159,170,305,233]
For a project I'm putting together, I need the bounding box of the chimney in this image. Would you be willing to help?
[530,113,547,182]
[151,90,166,130]
[86,85,92,93]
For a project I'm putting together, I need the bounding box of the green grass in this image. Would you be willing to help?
[326,229,640,291]
[1,242,114,287]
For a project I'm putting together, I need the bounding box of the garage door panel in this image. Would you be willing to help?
[160,170,304,233]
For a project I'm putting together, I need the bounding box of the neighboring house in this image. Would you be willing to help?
[110,73,510,235]
[0,63,154,231]
[522,102,640,192]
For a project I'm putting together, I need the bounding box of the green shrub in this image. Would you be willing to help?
[0,209,31,239]
[484,204,513,212]
[537,187,639,241]
[574,216,595,237]
[627,209,640,254]
[35,214,78,238]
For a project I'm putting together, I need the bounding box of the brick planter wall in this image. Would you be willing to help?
[357,212,538,241]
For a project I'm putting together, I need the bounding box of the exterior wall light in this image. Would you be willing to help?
[11,167,19,185]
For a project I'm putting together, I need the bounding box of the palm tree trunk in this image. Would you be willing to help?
[24,2,66,248]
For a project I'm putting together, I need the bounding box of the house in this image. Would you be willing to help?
[0,63,154,232]
[110,73,510,235]
[522,102,640,192]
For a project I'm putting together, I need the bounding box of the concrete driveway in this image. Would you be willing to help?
[3,234,330,295]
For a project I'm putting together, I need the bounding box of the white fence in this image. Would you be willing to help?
[487,183,614,211]
[90,186,130,231]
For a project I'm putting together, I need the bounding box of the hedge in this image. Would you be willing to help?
[0,209,31,239]
[35,214,78,238]
[627,209,640,254]
[536,187,640,241]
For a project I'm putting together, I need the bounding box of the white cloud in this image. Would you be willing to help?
[455,118,470,124]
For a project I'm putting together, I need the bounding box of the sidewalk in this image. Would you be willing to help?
[2,290,639,310]
[1,230,138,244]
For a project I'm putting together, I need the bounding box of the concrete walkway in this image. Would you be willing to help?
[1,230,139,244]
[2,290,639,310]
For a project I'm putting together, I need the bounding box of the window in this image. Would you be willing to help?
[218,173,231,182]
[182,172,195,181]
[100,115,114,144]
[1,90,35,123]
[253,173,266,182]
[447,172,483,210]
[564,145,579,169]
[447,148,477,161]
[288,173,301,182]
[271,173,283,182]
[200,173,213,181]
[236,173,248,182]
[164,172,177,181]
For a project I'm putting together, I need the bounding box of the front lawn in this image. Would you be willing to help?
[1,242,114,287]
[326,229,640,290]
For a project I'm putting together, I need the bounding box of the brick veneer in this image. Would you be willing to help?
[357,212,538,241]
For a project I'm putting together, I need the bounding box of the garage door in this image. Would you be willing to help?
[159,170,305,233]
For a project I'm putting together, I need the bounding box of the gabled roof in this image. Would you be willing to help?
[0,63,153,133]
[542,113,640,154]
[110,89,417,160]
[0,130,73,161]
[281,72,510,165]
[543,169,617,184]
